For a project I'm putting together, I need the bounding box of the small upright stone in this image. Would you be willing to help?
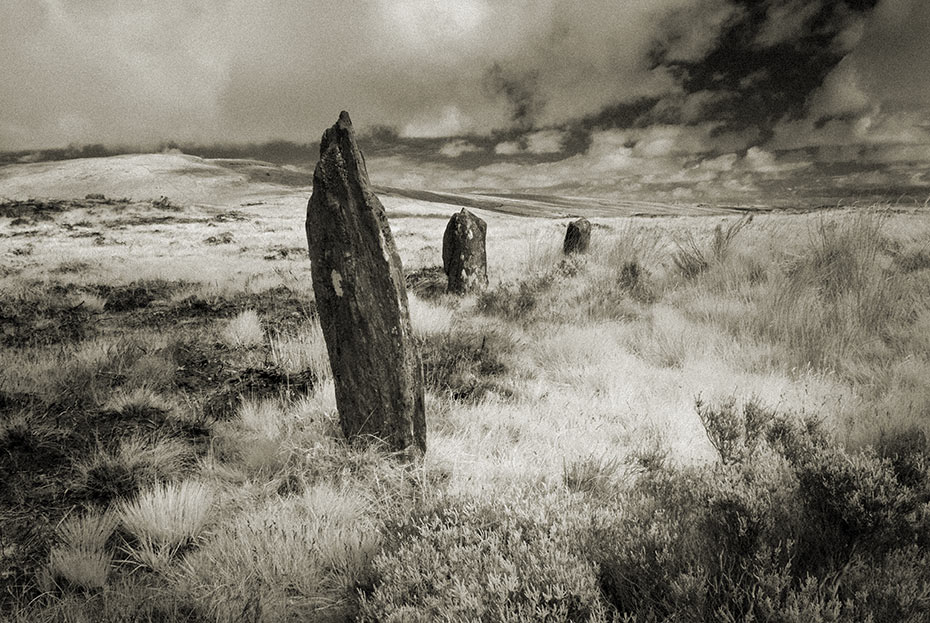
[305,111,425,457]
[563,217,591,254]
[442,208,488,294]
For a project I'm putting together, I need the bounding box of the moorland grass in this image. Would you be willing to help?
[3,202,930,621]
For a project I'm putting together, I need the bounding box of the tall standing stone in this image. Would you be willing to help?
[305,111,425,457]
[563,217,592,254]
[442,208,488,294]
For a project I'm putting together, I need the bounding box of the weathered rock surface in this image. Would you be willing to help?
[305,111,426,456]
[442,208,488,294]
[563,217,591,254]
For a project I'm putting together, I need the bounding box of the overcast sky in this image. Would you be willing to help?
[2,0,929,204]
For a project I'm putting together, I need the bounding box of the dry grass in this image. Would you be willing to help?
[117,480,214,572]
[176,484,378,622]
[268,320,331,379]
[46,511,117,590]
[222,309,265,349]
[4,185,930,620]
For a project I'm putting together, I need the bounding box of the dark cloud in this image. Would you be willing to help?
[482,64,544,130]
[1,0,929,206]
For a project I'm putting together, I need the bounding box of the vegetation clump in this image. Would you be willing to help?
[361,498,605,622]
[591,397,930,622]
[405,265,448,301]
[417,325,515,402]
[476,274,553,322]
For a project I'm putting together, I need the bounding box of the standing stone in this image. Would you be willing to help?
[442,208,488,294]
[305,111,425,457]
[563,217,592,254]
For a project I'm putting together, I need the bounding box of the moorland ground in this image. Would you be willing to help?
[2,155,930,621]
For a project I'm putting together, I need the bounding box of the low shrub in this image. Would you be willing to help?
[696,396,774,464]
[417,325,515,402]
[592,397,930,621]
[476,275,552,322]
[360,498,608,622]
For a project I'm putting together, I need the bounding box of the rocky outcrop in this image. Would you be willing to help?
[442,208,488,294]
[305,111,426,457]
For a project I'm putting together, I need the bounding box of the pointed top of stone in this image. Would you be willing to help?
[316,110,369,186]
[320,110,355,151]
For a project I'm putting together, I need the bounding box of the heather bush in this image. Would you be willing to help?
[417,324,515,402]
[591,397,930,621]
[476,275,552,322]
[360,497,608,622]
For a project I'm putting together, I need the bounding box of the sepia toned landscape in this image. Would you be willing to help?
[4,0,930,621]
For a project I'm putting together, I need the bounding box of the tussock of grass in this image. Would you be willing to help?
[221,309,264,349]
[894,246,930,273]
[47,511,117,590]
[176,485,377,621]
[672,215,752,278]
[476,275,552,322]
[102,387,173,418]
[46,549,112,592]
[268,320,330,380]
[93,280,183,312]
[562,453,625,496]
[408,294,454,336]
[118,480,214,571]
[75,437,192,504]
[404,265,447,300]
[3,336,167,410]
[0,413,62,456]
[238,397,286,439]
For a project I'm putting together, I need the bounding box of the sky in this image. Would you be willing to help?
[2,0,929,205]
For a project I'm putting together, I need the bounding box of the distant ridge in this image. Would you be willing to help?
[0,153,310,206]
[377,186,763,218]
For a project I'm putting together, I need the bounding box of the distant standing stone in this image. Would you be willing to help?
[442,208,488,294]
[563,217,591,254]
[305,111,426,457]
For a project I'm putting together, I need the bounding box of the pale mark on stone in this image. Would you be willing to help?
[332,270,343,296]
